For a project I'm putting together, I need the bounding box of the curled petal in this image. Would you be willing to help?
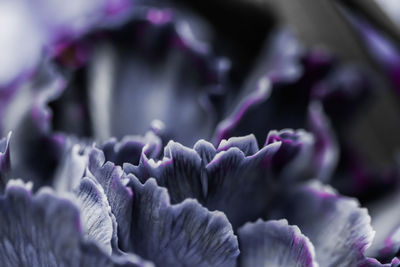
[83,9,226,145]
[101,131,162,166]
[75,176,114,255]
[359,257,400,267]
[87,148,133,250]
[0,180,151,267]
[129,177,239,267]
[265,129,315,182]
[0,132,11,191]
[126,135,283,228]
[307,102,338,182]
[53,141,90,192]
[205,140,281,228]
[273,181,375,267]
[1,62,67,187]
[238,219,318,267]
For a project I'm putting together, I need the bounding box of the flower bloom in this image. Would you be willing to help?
[1,1,400,267]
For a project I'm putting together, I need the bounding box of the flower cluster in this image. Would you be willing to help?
[2,1,400,267]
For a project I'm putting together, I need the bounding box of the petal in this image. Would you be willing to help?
[87,148,133,250]
[0,180,151,267]
[193,139,217,165]
[1,62,67,187]
[128,140,205,204]
[84,9,225,145]
[205,141,281,228]
[129,176,239,267]
[365,191,400,260]
[307,102,338,182]
[126,135,282,229]
[265,129,316,182]
[273,181,374,267]
[340,5,400,94]
[75,176,114,255]
[311,66,372,126]
[217,134,260,156]
[0,132,11,191]
[53,141,90,192]
[238,219,318,267]
[359,257,400,267]
[101,131,162,167]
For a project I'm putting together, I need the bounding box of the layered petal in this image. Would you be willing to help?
[272,181,375,267]
[213,70,338,183]
[53,140,91,192]
[0,180,150,267]
[0,132,11,190]
[101,131,162,166]
[87,147,133,250]
[1,62,67,187]
[127,133,337,228]
[47,3,259,146]
[128,176,239,267]
[75,176,115,255]
[238,219,318,267]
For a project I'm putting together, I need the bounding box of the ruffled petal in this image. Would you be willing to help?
[126,134,285,228]
[272,181,374,267]
[0,132,11,190]
[238,219,318,267]
[53,141,90,192]
[359,257,400,267]
[129,176,239,267]
[75,176,114,255]
[1,62,67,187]
[101,131,162,166]
[365,191,400,260]
[265,129,316,182]
[87,148,133,250]
[205,140,281,228]
[0,180,151,267]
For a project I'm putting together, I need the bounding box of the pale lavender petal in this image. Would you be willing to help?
[217,134,259,156]
[1,62,67,187]
[341,6,400,94]
[129,177,239,267]
[0,132,11,190]
[265,129,316,182]
[62,7,229,145]
[75,176,114,255]
[273,181,375,267]
[101,131,162,166]
[307,102,339,182]
[379,226,400,261]
[126,135,282,229]
[128,140,205,203]
[53,141,90,192]
[193,139,217,165]
[359,257,400,267]
[365,190,400,260]
[238,219,318,267]
[87,148,133,250]
[205,141,281,228]
[0,180,151,267]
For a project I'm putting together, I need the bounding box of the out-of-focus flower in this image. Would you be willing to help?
[0,0,132,88]
[2,1,400,267]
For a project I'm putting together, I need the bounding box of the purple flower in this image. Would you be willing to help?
[1,1,400,267]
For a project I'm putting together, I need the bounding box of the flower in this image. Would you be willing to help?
[1,1,400,267]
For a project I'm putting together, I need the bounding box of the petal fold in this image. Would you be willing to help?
[238,219,318,267]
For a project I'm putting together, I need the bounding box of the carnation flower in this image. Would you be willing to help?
[1,1,400,267]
